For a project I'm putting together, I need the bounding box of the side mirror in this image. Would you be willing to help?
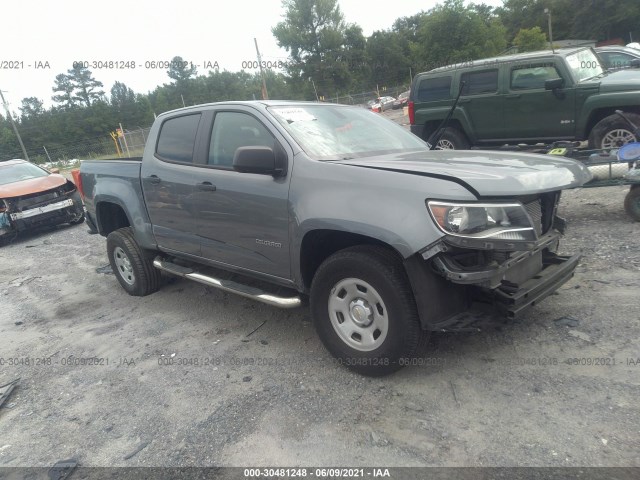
[630,59,640,68]
[233,146,277,175]
[49,167,61,174]
[545,78,564,90]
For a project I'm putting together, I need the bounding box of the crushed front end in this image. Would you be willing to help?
[0,181,84,243]
[406,191,580,331]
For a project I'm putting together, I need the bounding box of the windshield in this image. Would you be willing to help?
[565,49,605,82]
[0,162,49,185]
[269,105,428,160]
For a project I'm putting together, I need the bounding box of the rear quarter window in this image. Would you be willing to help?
[416,76,452,101]
[156,114,202,163]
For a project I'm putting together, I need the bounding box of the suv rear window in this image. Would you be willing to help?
[416,76,452,101]
[461,69,499,95]
[156,114,202,163]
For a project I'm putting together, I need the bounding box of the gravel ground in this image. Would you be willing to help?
[0,149,639,470]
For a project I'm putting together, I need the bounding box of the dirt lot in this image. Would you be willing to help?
[1,155,639,470]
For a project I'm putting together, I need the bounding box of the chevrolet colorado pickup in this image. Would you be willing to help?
[79,101,591,375]
[409,47,640,150]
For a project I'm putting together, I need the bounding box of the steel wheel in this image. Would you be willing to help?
[601,128,636,149]
[328,278,388,351]
[310,245,423,376]
[113,246,135,285]
[106,227,161,296]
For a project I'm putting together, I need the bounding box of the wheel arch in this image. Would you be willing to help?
[298,229,403,291]
[95,200,131,236]
[584,106,640,139]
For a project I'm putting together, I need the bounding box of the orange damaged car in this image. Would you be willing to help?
[0,159,85,244]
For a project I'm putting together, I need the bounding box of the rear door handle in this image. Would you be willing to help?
[196,182,216,192]
[147,175,161,185]
[506,94,521,99]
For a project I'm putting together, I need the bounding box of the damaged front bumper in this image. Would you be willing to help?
[0,190,84,241]
[405,229,581,331]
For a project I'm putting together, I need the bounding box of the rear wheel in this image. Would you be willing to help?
[428,127,470,150]
[107,227,161,296]
[310,245,422,376]
[624,186,640,221]
[588,113,640,149]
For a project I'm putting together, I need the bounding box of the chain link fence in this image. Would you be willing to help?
[3,126,153,171]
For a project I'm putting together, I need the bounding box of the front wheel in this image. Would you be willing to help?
[310,245,422,376]
[589,113,640,149]
[624,186,640,221]
[106,227,161,296]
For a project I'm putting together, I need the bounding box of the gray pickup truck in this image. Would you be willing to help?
[79,101,591,375]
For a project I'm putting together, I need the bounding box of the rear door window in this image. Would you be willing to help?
[416,76,452,101]
[460,69,499,95]
[156,113,202,163]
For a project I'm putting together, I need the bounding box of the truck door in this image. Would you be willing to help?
[193,108,292,280]
[503,62,576,140]
[140,112,206,256]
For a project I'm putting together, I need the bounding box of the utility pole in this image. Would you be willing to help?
[311,79,319,101]
[254,38,269,100]
[0,89,30,161]
[544,8,554,53]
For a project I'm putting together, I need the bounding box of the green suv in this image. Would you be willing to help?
[409,47,640,149]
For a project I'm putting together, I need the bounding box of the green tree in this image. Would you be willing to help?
[513,26,547,51]
[52,73,76,108]
[68,65,105,107]
[167,56,197,83]
[272,0,351,98]
[20,97,45,120]
[413,0,507,71]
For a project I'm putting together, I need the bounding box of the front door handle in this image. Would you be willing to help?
[147,175,161,185]
[196,182,216,192]
[505,94,521,99]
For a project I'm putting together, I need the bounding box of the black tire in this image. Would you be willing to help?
[588,113,640,149]
[310,245,422,376]
[427,127,470,150]
[69,212,85,225]
[624,186,640,222]
[106,227,161,296]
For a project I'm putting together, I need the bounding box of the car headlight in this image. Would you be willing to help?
[427,201,537,241]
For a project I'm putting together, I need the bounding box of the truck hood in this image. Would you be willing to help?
[0,174,67,199]
[337,150,592,196]
[593,69,640,93]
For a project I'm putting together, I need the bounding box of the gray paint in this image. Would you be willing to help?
[80,101,591,293]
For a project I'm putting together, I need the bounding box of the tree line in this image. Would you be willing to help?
[1,0,638,162]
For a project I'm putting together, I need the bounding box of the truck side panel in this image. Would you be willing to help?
[81,160,157,249]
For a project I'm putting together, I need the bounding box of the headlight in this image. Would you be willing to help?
[427,201,537,241]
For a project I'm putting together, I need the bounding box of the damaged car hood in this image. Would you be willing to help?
[0,174,68,199]
[337,150,592,196]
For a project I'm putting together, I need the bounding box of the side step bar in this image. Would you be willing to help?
[153,258,302,309]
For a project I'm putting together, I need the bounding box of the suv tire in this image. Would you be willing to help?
[588,113,640,149]
[310,245,422,376]
[430,127,470,150]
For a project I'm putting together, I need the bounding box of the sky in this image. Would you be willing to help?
[1,0,503,113]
